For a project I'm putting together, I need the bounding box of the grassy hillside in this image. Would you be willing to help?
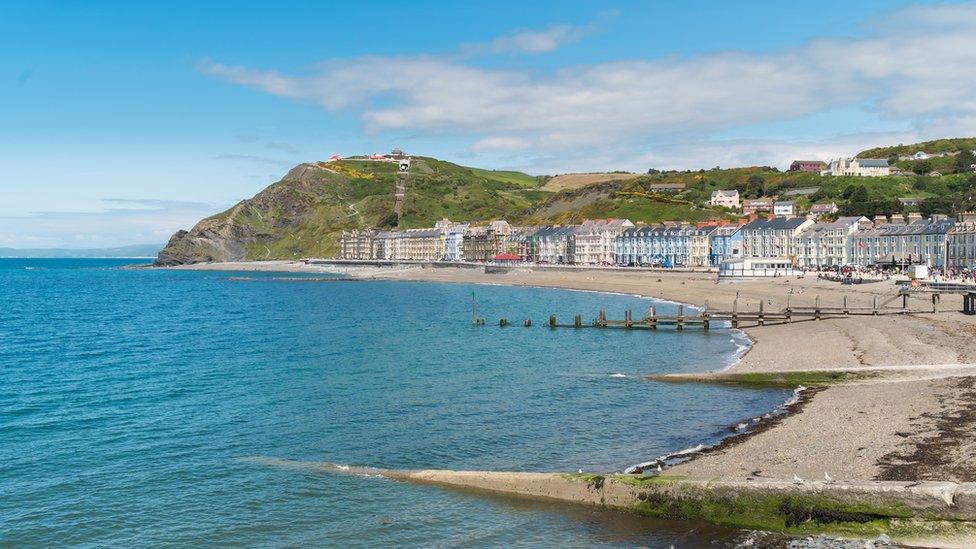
[157,144,976,264]
[856,137,976,159]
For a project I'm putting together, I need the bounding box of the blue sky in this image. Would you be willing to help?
[2,0,975,247]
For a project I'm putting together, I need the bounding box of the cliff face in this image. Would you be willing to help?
[155,164,328,265]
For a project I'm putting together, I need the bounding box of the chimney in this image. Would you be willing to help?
[906,212,923,224]
[874,215,888,226]
[958,212,976,223]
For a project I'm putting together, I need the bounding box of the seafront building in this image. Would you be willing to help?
[572,218,635,265]
[948,214,976,268]
[392,228,445,261]
[528,226,574,264]
[848,215,955,267]
[339,229,376,260]
[738,218,813,259]
[794,217,867,268]
[339,210,964,270]
[615,224,715,267]
[443,223,469,261]
[462,220,512,262]
[708,225,744,265]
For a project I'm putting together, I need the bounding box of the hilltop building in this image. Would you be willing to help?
[742,198,774,215]
[824,158,891,177]
[810,202,839,217]
[789,160,827,172]
[710,189,740,209]
[773,200,796,218]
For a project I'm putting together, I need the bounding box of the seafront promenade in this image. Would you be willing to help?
[169,260,976,543]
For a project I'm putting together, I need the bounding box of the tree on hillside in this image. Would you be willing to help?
[912,159,932,175]
[841,185,870,204]
[745,174,765,198]
[955,150,976,173]
[842,198,903,219]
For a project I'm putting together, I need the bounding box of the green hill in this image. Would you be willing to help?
[856,137,976,159]
[156,145,976,265]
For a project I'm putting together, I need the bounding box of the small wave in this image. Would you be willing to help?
[608,373,628,378]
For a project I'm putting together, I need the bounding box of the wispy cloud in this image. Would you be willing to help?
[200,5,976,170]
[461,24,591,55]
[0,198,227,248]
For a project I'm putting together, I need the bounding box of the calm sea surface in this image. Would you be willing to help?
[0,259,790,547]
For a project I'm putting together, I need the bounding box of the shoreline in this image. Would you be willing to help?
[161,260,976,539]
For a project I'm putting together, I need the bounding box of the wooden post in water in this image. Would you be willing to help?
[625,309,633,328]
[574,314,582,328]
[499,318,508,327]
[471,291,477,324]
[524,318,532,327]
[549,314,556,328]
[649,305,657,330]
[731,298,739,328]
[758,299,765,326]
[677,304,684,331]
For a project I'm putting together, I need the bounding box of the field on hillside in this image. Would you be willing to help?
[542,172,640,191]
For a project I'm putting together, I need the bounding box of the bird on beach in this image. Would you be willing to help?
[657,464,663,473]
[578,469,583,474]
[793,474,804,485]
[824,472,833,483]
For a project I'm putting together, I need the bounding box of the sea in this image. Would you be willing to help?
[0,258,792,547]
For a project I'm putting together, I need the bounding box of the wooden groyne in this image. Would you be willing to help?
[482,291,927,331]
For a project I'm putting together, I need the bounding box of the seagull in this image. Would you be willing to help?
[657,464,663,473]
[793,474,804,485]
[578,469,583,474]
[824,472,834,483]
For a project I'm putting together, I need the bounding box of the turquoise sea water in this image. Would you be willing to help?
[0,259,790,547]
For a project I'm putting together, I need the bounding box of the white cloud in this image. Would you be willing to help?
[201,5,976,170]
[462,24,589,55]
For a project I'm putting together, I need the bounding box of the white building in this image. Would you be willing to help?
[738,218,813,259]
[572,218,635,265]
[794,217,868,268]
[824,158,891,177]
[710,189,740,209]
[773,200,796,217]
[443,223,469,261]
